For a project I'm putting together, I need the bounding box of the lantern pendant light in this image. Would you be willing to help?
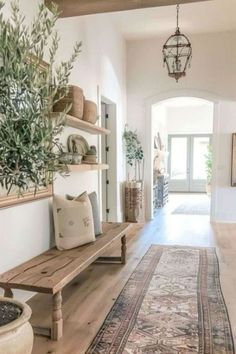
[163,4,192,82]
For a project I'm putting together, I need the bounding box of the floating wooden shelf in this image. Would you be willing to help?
[65,163,109,172]
[53,113,110,135]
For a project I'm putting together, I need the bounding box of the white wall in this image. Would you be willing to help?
[0,1,126,300]
[152,105,167,146]
[152,100,213,145]
[166,104,213,135]
[127,31,236,222]
[212,101,236,222]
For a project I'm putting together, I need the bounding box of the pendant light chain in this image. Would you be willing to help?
[176,4,180,31]
[162,4,192,82]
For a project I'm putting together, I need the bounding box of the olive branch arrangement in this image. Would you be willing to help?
[0,0,81,194]
[123,125,144,182]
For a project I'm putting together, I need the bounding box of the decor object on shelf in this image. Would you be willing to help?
[154,133,162,150]
[65,163,108,172]
[0,1,81,207]
[83,100,98,124]
[67,191,102,236]
[0,297,33,354]
[58,151,83,165]
[83,145,97,164]
[205,144,213,195]
[231,133,236,187]
[67,134,90,156]
[53,193,95,250]
[58,152,73,165]
[163,4,192,82]
[87,246,234,354]
[123,126,145,222]
[153,150,166,173]
[72,153,83,165]
[53,85,84,119]
[153,133,168,174]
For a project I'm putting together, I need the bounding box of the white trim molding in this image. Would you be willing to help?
[144,88,221,221]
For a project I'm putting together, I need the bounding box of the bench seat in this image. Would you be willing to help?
[0,222,131,340]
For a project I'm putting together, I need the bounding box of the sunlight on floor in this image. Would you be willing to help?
[169,193,210,215]
[146,193,214,247]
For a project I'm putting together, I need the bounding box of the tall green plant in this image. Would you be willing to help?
[0,0,81,194]
[123,125,144,181]
[205,144,212,184]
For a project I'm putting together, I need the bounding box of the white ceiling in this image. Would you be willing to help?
[109,0,236,40]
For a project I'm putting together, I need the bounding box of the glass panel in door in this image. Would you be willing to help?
[190,136,211,192]
[168,136,189,192]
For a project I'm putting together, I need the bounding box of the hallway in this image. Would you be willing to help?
[30,201,236,353]
[150,193,214,247]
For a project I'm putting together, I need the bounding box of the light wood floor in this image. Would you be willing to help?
[30,195,236,354]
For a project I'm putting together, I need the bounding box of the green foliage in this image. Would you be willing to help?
[0,0,81,194]
[123,125,144,181]
[205,144,212,184]
[123,126,144,167]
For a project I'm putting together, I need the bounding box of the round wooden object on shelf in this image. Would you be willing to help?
[53,85,84,119]
[83,100,98,124]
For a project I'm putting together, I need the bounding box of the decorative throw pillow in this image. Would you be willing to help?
[66,191,102,236]
[53,193,95,251]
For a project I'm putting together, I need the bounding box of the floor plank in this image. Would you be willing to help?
[30,195,236,353]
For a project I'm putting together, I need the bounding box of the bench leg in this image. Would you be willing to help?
[51,291,63,341]
[4,288,13,298]
[121,235,127,265]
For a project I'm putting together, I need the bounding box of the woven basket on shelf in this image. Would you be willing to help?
[83,100,98,124]
[53,85,84,119]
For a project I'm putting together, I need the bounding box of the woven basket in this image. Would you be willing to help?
[53,85,84,119]
[83,100,98,124]
[125,181,145,223]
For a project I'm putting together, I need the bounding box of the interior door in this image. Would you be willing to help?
[101,102,109,221]
[190,135,211,192]
[168,135,190,192]
[168,135,211,192]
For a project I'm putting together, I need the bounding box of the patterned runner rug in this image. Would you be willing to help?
[87,246,234,354]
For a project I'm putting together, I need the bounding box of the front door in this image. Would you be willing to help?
[168,134,211,192]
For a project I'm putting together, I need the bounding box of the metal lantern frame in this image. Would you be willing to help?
[163,5,192,82]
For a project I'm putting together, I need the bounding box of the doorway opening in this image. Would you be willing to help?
[168,134,212,193]
[100,98,117,222]
[152,97,214,218]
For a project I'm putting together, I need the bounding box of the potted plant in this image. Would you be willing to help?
[205,144,213,196]
[0,0,81,195]
[0,2,81,352]
[0,297,33,354]
[123,125,145,222]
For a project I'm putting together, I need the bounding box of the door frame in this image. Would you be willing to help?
[168,134,212,193]
[144,89,220,221]
[100,96,118,222]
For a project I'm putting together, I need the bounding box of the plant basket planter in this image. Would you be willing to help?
[53,85,84,119]
[83,100,98,124]
[0,297,33,354]
[125,181,145,223]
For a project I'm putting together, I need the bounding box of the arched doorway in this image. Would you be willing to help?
[144,90,220,220]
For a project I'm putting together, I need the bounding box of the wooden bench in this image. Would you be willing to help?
[0,222,130,341]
